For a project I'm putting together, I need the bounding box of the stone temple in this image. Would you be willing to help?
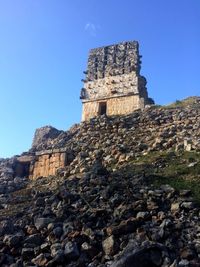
[80,41,154,121]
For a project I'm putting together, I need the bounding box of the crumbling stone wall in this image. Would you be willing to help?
[32,126,63,151]
[81,41,153,121]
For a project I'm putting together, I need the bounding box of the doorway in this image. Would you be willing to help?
[98,102,107,115]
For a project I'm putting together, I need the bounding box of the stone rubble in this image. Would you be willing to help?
[0,98,200,266]
[0,158,28,197]
[29,101,200,179]
[1,100,200,194]
[32,126,64,151]
[0,165,199,266]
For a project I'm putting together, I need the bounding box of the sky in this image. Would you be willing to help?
[0,0,199,158]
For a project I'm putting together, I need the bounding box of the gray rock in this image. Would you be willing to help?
[21,248,34,260]
[52,226,63,238]
[34,217,54,230]
[181,202,194,209]
[50,243,62,257]
[110,244,166,267]
[64,241,79,260]
[136,211,150,220]
[32,126,63,150]
[35,197,45,206]
[178,259,189,267]
[24,234,44,246]
[3,233,23,247]
[0,220,14,236]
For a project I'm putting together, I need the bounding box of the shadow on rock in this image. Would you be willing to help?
[111,244,168,267]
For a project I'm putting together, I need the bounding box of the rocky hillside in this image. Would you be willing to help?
[29,96,200,176]
[0,97,200,267]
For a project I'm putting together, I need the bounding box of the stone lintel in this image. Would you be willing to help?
[82,93,140,103]
[35,150,53,156]
[16,155,35,163]
[35,148,68,156]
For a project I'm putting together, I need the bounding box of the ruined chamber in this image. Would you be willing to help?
[80,41,154,121]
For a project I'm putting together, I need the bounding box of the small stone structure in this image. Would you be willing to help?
[81,41,154,121]
[28,149,69,179]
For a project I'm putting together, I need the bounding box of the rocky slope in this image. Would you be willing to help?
[29,97,200,176]
[0,152,200,267]
[0,97,200,267]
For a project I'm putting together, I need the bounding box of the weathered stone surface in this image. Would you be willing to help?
[34,217,54,230]
[64,241,80,260]
[32,125,63,150]
[21,248,34,260]
[81,41,154,121]
[24,234,44,246]
[32,253,49,266]
[3,233,23,247]
[29,152,68,179]
[0,163,200,266]
[102,235,117,256]
[0,157,28,199]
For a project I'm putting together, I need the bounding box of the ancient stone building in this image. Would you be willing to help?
[80,41,154,121]
[8,41,156,180]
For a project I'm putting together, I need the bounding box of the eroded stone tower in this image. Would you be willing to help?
[80,41,154,121]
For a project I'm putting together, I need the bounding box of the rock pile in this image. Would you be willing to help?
[0,167,199,266]
[0,158,29,211]
[32,126,64,151]
[29,104,200,177]
[0,158,28,195]
[0,98,200,266]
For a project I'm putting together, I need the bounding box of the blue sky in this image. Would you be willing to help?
[0,0,199,157]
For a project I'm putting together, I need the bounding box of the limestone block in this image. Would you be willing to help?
[29,152,69,179]
[82,95,142,121]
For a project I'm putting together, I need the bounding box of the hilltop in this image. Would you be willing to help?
[0,97,200,266]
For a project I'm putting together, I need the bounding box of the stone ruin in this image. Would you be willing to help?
[1,41,156,181]
[80,41,154,121]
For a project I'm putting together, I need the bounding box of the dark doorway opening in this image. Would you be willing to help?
[99,102,107,115]
[13,161,30,177]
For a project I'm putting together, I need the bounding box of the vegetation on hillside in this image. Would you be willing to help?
[164,96,200,108]
[117,150,200,203]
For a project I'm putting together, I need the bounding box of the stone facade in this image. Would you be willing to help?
[82,95,144,119]
[81,41,154,121]
[28,149,73,180]
[29,152,65,179]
